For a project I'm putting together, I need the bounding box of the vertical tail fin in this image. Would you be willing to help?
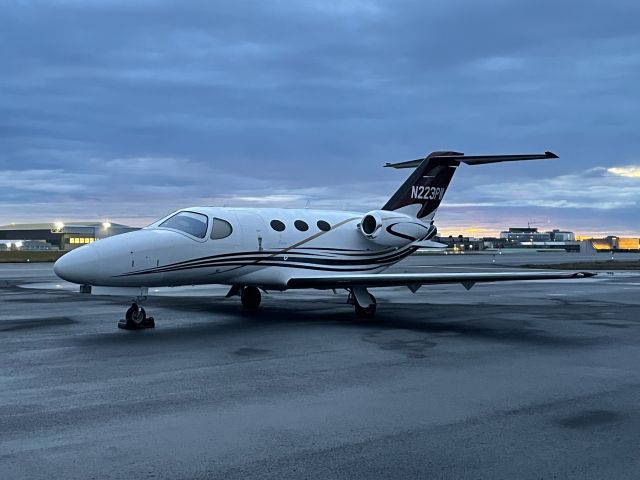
[382,151,461,220]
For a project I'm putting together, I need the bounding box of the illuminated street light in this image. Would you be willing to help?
[52,221,65,233]
[102,222,112,229]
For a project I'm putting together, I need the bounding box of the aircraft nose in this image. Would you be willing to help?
[54,245,100,284]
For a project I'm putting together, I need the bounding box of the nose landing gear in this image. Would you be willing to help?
[118,300,156,330]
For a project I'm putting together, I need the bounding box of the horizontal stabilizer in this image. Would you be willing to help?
[385,151,558,169]
[413,240,447,248]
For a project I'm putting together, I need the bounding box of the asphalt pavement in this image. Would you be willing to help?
[1,253,639,479]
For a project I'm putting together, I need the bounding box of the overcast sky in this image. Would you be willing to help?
[1,0,639,235]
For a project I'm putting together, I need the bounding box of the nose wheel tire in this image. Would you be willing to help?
[118,302,155,329]
[354,293,377,318]
[126,303,146,323]
[241,286,262,310]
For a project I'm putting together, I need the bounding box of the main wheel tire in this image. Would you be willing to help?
[355,293,376,318]
[125,303,147,325]
[241,286,261,310]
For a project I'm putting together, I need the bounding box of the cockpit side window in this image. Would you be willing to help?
[159,211,209,238]
[210,218,233,240]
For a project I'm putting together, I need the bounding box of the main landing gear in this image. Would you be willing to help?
[231,285,375,317]
[118,298,155,330]
[224,285,262,311]
[241,286,262,310]
[348,287,377,318]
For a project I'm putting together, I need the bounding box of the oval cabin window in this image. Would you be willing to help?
[210,218,233,240]
[294,220,309,232]
[317,220,331,232]
[270,220,286,232]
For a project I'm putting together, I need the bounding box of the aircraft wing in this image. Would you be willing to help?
[286,271,595,291]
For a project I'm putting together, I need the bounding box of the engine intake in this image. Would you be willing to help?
[361,212,382,236]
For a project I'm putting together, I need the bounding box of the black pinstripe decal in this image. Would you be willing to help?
[116,245,418,277]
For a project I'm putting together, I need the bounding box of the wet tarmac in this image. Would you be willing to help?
[1,253,640,479]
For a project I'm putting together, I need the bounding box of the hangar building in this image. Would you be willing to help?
[0,222,138,251]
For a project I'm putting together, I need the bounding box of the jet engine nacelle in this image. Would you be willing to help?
[359,210,433,247]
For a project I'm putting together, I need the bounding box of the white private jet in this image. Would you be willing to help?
[54,150,593,328]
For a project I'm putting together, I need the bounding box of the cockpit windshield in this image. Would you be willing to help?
[158,211,208,238]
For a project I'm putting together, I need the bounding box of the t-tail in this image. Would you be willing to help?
[382,150,558,220]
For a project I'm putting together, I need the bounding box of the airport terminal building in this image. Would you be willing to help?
[500,227,576,243]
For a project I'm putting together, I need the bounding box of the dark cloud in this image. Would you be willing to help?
[1,0,639,234]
